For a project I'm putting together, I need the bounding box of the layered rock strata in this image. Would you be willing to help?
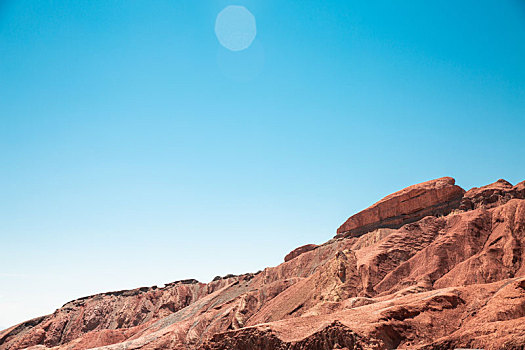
[335,177,465,238]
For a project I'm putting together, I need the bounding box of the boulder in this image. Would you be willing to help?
[284,244,318,262]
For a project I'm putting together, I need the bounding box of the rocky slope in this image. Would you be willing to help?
[1,177,525,350]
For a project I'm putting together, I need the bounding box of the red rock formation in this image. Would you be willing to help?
[203,277,525,350]
[336,177,465,238]
[0,278,236,350]
[459,178,525,211]
[2,177,525,350]
[284,244,318,262]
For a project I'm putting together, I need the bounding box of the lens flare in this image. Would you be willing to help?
[215,6,256,51]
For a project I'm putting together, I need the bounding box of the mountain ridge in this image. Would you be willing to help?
[2,177,525,350]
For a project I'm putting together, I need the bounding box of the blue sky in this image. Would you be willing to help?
[1,0,524,328]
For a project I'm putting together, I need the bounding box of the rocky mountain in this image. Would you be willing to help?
[1,177,525,350]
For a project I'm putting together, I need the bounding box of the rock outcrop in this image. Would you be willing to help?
[336,177,465,238]
[2,177,525,350]
[459,178,525,211]
[284,244,318,262]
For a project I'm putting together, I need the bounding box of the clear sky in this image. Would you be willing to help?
[1,0,524,329]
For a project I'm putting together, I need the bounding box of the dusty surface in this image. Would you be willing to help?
[1,177,525,350]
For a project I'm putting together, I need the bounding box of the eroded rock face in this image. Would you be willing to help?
[202,320,364,350]
[459,178,525,211]
[336,177,466,238]
[2,177,525,350]
[0,279,235,350]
